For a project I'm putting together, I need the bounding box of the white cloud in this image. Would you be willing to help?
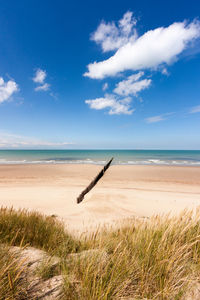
[114,72,151,96]
[0,77,18,103]
[161,67,169,76]
[0,132,73,148]
[85,94,134,115]
[145,112,174,123]
[85,19,200,79]
[35,83,50,91]
[33,69,50,92]
[84,13,200,116]
[189,105,200,113]
[33,69,46,84]
[91,11,137,52]
[145,115,165,123]
[102,82,108,91]
[86,96,114,110]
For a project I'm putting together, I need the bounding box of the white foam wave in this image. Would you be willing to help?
[0,158,200,166]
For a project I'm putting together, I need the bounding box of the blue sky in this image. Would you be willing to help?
[0,0,200,149]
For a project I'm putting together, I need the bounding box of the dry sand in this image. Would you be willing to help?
[0,164,200,233]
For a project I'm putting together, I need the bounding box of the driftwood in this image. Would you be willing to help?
[77,158,113,204]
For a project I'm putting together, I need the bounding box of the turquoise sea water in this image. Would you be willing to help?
[0,150,200,165]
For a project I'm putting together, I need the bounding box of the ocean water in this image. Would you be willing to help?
[0,150,200,166]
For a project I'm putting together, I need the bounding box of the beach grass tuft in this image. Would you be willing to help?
[0,207,82,256]
[0,245,28,300]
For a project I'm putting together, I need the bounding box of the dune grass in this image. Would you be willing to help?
[62,210,200,299]
[1,207,200,299]
[36,256,61,280]
[0,207,82,257]
[0,245,28,300]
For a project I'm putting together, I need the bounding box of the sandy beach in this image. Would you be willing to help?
[0,164,200,233]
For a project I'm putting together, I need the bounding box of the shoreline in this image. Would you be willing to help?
[1,149,200,167]
[0,164,200,233]
[1,162,200,167]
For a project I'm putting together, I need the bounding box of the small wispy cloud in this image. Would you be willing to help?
[35,83,50,91]
[0,131,73,148]
[145,115,165,123]
[161,67,169,76]
[145,112,174,123]
[189,105,200,113]
[33,69,50,92]
[102,82,108,91]
[49,92,58,100]
[0,77,19,103]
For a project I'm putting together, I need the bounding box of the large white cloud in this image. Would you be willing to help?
[114,72,151,96]
[85,94,134,115]
[0,77,18,103]
[85,20,200,79]
[91,11,137,52]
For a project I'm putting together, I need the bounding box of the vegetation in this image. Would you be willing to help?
[36,256,61,280]
[0,207,81,257]
[0,245,28,299]
[1,207,200,299]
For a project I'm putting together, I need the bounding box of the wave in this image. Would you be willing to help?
[0,158,200,166]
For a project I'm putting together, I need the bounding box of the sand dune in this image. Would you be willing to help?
[0,164,200,234]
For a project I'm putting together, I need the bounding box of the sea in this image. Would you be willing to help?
[0,150,200,166]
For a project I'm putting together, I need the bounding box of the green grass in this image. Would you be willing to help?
[1,207,200,299]
[36,257,61,280]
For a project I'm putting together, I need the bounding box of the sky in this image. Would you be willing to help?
[0,0,200,149]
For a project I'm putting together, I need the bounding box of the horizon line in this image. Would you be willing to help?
[0,149,200,151]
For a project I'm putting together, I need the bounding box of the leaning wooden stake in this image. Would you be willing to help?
[77,157,113,204]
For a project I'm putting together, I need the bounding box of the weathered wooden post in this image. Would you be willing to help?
[77,157,113,204]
